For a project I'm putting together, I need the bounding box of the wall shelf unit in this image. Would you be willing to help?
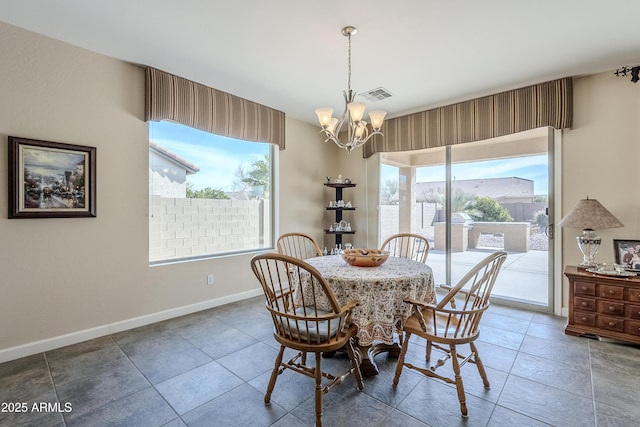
[324,182,356,247]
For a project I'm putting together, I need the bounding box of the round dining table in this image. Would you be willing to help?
[302,255,435,376]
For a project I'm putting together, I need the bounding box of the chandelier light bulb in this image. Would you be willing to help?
[347,102,366,122]
[315,108,334,127]
[369,110,387,130]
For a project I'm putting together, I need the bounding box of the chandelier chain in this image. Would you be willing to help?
[347,32,352,91]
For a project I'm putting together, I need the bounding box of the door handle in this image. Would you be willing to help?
[545,224,553,239]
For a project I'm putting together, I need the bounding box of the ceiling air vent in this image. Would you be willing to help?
[359,87,393,102]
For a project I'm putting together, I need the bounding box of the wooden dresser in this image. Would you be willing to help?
[565,265,640,344]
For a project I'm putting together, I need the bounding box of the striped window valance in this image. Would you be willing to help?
[364,77,572,158]
[145,67,285,149]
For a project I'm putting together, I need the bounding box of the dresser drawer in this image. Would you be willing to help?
[573,311,596,327]
[625,320,640,337]
[629,288,640,303]
[597,315,625,332]
[573,281,596,296]
[597,300,625,317]
[598,285,625,300]
[574,297,595,312]
[626,304,640,320]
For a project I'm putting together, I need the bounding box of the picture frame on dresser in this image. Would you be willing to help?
[613,239,640,272]
[8,136,97,218]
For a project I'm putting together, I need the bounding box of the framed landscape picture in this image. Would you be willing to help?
[613,239,640,272]
[8,136,96,218]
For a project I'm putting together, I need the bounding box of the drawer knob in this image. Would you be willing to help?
[609,306,616,311]
[581,286,588,291]
[609,322,615,326]
[608,290,615,295]
[581,302,588,306]
[581,317,588,321]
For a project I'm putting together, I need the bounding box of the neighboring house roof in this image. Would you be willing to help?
[390,177,535,202]
[417,177,534,200]
[149,141,200,175]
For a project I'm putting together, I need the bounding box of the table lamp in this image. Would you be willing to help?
[559,197,623,267]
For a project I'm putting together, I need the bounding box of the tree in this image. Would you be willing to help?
[381,179,398,204]
[186,184,229,199]
[241,154,270,198]
[467,196,512,222]
[531,209,548,230]
[430,189,475,212]
[232,164,251,192]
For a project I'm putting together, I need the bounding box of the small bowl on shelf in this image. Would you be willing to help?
[341,249,389,267]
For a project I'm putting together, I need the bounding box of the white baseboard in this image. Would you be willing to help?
[0,289,263,364]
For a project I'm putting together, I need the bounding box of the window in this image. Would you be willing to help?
[149,121,273,263]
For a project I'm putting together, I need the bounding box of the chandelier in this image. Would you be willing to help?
[315,26,387,153]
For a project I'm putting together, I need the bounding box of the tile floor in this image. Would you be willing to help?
[2,296,640,427]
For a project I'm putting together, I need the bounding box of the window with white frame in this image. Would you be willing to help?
[149,120,273,263]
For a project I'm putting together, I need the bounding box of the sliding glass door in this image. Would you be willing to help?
[380,128,554,311]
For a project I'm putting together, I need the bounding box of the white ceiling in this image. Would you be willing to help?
[2,1,640,125]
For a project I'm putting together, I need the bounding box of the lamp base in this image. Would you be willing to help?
[577,229,600,268]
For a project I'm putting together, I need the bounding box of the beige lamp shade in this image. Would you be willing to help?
[559,197,623,230]
[559,197,623,267]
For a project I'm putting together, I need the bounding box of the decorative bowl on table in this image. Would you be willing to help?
[341,249,390,267]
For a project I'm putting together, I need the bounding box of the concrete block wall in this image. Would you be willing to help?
[149,196,266,262]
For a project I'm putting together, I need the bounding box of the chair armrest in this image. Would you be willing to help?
[403,297,438,309]
[340,300,359,312]
[340,300,359,325]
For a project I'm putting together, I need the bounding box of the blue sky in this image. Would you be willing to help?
[149,121,268,191]
[151,121,548,195]
[382,154,549,195]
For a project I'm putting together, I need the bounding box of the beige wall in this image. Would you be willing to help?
[0,23,329,361]
[561,72,640,306]
[2,21,639,362]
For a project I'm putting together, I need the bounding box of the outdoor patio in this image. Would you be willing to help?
[426,248,549,306]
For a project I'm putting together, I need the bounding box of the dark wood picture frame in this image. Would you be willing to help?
[8,136,96,218]
[613,239,640,272]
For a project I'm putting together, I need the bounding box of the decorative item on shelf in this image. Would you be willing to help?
[333,222,341,231]
[345,201,352,208]
[337,200,345,207]
[344,243,353,250]
[329,224,334,232]
[344,178,351,184]
[559,197,624,267]
[315,26,387,154]
[334,174,343,183]
[328,200,334,207]
[326,176,331,183]
[341,249,390,267]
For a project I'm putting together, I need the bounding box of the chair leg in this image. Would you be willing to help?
[470,342,490,389]
[393,332,411,387]
[315,352,323,427]
[265,345,285,405]
[450,345,468,417]
[426,340,432,362]
[345,338,364,391]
